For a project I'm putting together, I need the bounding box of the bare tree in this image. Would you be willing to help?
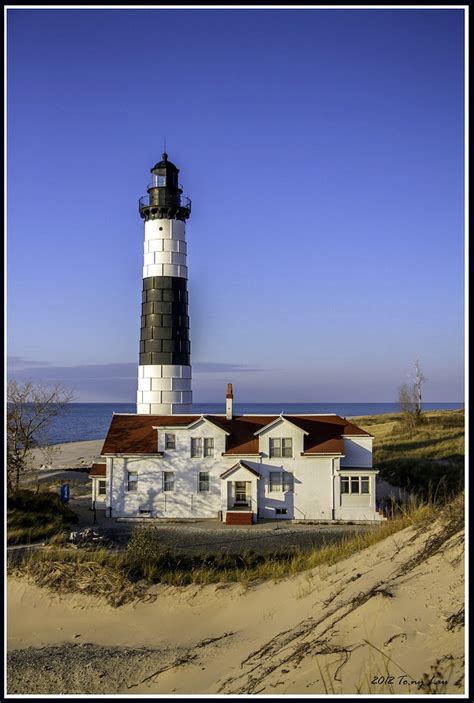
[398,383,416,426]
[414,359,427,420]
[398,360,428,427]
[7,380,75,492]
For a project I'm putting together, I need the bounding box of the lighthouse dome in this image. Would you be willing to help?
[151,152,179,173]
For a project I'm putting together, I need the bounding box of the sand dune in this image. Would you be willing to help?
[7,503,464,695]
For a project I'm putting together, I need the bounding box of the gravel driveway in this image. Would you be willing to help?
[98,520,373,555]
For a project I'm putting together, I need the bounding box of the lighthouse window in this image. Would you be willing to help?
[152,173,167,187]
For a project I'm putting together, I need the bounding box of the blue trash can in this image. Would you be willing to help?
[60,483,70,503]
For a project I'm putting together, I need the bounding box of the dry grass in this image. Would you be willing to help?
[8,494,450,602]
[7,488,79,545]
[8,546,148,607]
[350,409,464,499]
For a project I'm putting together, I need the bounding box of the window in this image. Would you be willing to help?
[361,477,370,494]
[191,437,202,457]
[204,438,214,457]
[269,472,282,492]
[269,437,293,458]
[153,171,166,187]
[269,438,281,457]
[276,508,288,515]
[341,476,370,495]
[269,471,294,492]
[235,481,248,503]
[163,471,175,492]
[127,471,138,492]
[165,433,176,450]
[351,477,360,494]
[282,471,294,492]
[282,438,293,457]
[198,471,210,492]
[98,480,106,496]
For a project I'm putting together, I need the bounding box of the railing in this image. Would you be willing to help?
[147,182,185,191]
[293,504,307,520]
[228,497,254,511]
[138,194,192,212]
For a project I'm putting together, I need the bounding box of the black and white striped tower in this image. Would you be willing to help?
[136,153,192,414]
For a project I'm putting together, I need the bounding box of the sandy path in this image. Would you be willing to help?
[7,510,464,695]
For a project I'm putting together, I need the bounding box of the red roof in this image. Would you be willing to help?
[89,462,106,477]
[101,414,196,454]
[101,413,371,456]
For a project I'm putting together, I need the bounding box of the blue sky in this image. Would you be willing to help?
[7,8,465,402]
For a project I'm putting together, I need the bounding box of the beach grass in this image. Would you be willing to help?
[9,492,458,603]
[7,489,79,545]
[352,409,464,499]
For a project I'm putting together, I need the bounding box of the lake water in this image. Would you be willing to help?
[42,402,464,445]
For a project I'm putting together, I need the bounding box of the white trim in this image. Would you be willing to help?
[342,433,373,439]
[220,462,260,480]
[102,453,163,458]
[301,452,344,457]
[222,453,262,458]
[338,468,379,475]
[253,416,309,436]
[185,415,230,435]
[152,425,195,431]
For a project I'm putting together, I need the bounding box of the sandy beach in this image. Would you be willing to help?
[7,505,464,694]
[28,439,105,472]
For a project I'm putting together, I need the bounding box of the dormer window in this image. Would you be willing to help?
[191,437,214,458]
[269,437,293,458]
[165,432,176,449]
[191,437,202,457]
[204,438,214,457]
[165,433,176,449]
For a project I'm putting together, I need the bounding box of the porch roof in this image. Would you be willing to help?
[89,462,106,477]
[220,460,261,479]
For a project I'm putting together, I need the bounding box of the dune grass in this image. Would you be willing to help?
[351,409,464,500]
[7,489,79,545]
[9,493,448,603]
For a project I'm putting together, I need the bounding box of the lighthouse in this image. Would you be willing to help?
[136,153,192,414]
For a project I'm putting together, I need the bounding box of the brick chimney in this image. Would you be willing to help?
[226,383,233,420]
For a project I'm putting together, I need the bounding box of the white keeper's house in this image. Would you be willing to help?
[90,384,384,524]
[90,152,384,524]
